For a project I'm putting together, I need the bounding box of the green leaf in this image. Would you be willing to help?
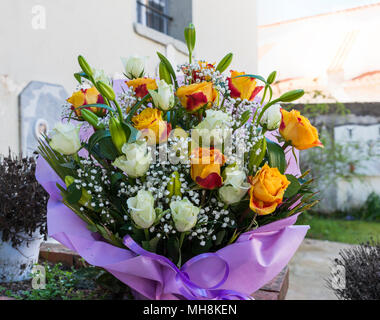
[157,52,178,88]
[284,175,301,198]
[167,237,180,264]
[76,104,115,115]
[266,139,286,174]
[215,230,226,246]
[59,162,76,169]
[233,74,267,84]
[88,129,111,152]
[126,93,151,123]
[238,110,252,128]
[97,136,119,161]
[86,224,98,232]
[121,121,139,143]
[74,71,90,84]
[66,183,82,205]
[110,172,123,185]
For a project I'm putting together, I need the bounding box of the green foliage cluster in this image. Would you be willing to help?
[0,262,128,300]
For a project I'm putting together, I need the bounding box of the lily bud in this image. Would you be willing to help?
[96,81,115,101]
[184,23,196,53]
[167,171,182,198]
[267,71,277,85]
[216,53,233,74]
[81,109,105,130]
[278,89,304,103]
[159,62,172,85]
[109,117,127,154]
[78,55,93,77]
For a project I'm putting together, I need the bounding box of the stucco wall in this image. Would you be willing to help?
[0,0,188,93]
[192,0,258,73]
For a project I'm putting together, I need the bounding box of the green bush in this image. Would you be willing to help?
[362,192,380,221]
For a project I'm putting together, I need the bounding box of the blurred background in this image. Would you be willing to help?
[0,0,379,300]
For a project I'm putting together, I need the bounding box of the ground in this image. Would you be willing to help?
[287,239,352,300]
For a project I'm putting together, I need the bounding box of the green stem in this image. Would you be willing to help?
[126,94,151,123]
[113,99,124,121]
[179,232,186,248]
[282,141,291,151]
[260,85,268,105]
[144,229,150,241]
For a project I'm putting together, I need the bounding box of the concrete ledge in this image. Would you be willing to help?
[133,23,187,54]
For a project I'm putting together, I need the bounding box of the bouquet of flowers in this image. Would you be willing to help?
[36,24,322,300]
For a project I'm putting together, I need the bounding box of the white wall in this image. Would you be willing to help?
[192,0,258,74]
[0,0,188,93]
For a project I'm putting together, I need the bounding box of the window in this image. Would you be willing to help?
[137,0,172,35]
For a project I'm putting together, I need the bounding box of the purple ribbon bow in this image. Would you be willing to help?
[123,235,250,300]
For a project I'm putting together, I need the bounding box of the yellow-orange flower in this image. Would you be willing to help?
[279,109,323,150]
[248,164,290,216]
[132,108,171,144]
[67,87,106,118]
[228,71,263,101]
[190,148,226,190]
[176,82,218,112]
[126,78,157,98]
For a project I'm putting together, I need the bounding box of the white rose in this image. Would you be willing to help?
[148,80,174,111]
[170,198,200,232]
[121,56,146,79]
[49,123,81,155]
[127,190,156,229]
[219,166,250,205]
[193,110,231,147]
[112,141,152,178]
[219,185,249,205]
[223,166,246,188]
[260,103,282,130]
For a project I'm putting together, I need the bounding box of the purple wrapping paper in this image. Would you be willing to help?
[36,153,309,300]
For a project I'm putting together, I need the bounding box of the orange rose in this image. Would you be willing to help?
[126,78,157,98]
[228,71,263,101]
[280,109,323,150]
[176,82,218,112]
[190,147,226,190]
[132,108,171,144]
[67,87,106,118]
[248,164,290,215]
